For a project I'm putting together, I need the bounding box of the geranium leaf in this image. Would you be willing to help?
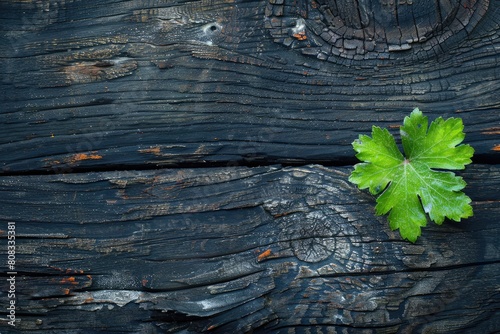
[349,108,474,242]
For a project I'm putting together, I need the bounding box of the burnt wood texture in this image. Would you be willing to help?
[1,0,499,333]
[0,165,499,333]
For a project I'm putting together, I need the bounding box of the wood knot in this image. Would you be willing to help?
[265,0,490,64]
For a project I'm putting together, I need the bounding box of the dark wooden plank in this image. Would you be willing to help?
[0,1,499,333]
[1,164,498,332]
[1,0,499,173]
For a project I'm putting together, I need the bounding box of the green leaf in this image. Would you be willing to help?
[349,108,474,242]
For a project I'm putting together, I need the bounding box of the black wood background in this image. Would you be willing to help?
[0,0,499,333]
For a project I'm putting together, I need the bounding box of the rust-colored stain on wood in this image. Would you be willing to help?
[388,124,402,129]
[139,147,162,155]
[257,249,272,262]
[293,32,307,41]
[483,127,500,135]
[70,153,103,163]
[45,152,103,168]
[60,277,78,285]
[62,59,138,84]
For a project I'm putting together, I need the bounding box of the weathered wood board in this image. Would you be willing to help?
[1,0,499,173]
[0,165,499,333]
[0,0,499,333]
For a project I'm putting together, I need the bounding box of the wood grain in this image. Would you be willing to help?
[0,165,498,332]
[0,0,499,332]
[1,0,499,173]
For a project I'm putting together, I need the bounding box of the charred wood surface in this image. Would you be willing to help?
[0,0,499,333]
[0,165,499,333]
[1,0,499,172]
